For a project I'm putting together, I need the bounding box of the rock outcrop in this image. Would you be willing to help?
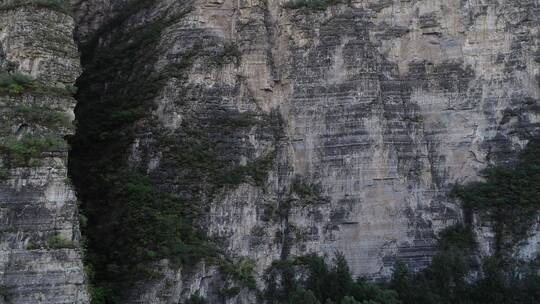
[0,3,88,303]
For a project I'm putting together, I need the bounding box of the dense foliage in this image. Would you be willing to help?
[81,171,214,302]
[261,229,540,304]
[452,139,540,254]
[0,71,72,171]
[0,135,66,167]
[0,71,34,95]
[0,71,76,96]
[263,254,400,304]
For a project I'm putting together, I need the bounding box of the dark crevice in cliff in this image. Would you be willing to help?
[69,0,283,301]
[69,2,212,301]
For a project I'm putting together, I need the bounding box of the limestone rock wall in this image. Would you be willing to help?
[71,0,540,303]
[0,5,88,304]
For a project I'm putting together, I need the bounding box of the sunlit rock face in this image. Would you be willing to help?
[68,0,539,302]
[0,5,88,304]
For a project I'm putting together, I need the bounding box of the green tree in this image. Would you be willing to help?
[186,292,206,304]
[290,288,320,304]
[452,139,540,255]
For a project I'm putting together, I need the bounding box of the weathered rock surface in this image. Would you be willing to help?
[68,0,539,302]
[0,5,88,304]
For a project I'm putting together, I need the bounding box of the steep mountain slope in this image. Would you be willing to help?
[69,0,540,302]
[0,0,538,303]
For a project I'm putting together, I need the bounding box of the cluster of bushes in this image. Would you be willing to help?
[0,285,9,303]
[0,167,7,180]
[26,235,76,250]
[157,126,274,192]
[0,69,72,177]
[263,254,399,304]
[0,0,72,15]
[0,71,34,95]
[186,292,207,304]
[216,258,258,299]
[0,74,72,171]
[9,104,72,130]
[220,258,257,289]
[391,254,540,304]
[290,176,329,206]
[261,231,540,304]
[210,42,242,66]
[0,134,66,167]
[452,139,540,254]
[79,171,215,302]
[0,71,76,96]
[47,234,76,249]
[224,151,276,187]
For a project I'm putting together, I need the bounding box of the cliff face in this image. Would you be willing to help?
[0,0,534,303]
[0,3,88,304]
[67,0,540,302]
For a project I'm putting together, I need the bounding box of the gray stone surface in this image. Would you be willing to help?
[0,5,88,304]
[73,0,540,303]
[53,0,540,302]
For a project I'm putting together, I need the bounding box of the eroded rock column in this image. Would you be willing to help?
[0,4,88,303]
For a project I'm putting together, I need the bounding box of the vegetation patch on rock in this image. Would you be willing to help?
[452,138,540,255]
[0,71,76,97]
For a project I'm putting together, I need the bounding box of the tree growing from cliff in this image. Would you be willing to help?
[263,253,400,304]
[452,138,540,255]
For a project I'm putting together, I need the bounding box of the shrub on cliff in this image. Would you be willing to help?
[452,138,540,254]
[0,134,67,167]
[47,235,76,249]
[186,292,207,304]
[290,288,320,304]
[0,71,76,96]
[0,71,33,95]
